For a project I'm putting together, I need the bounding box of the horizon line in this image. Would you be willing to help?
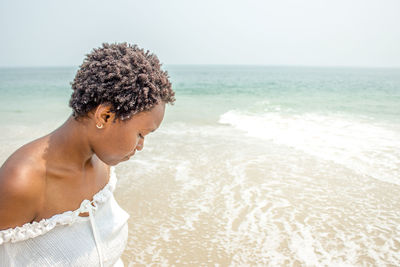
[0,63,399,70]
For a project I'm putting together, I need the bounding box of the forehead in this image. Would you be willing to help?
[125,102,165,129]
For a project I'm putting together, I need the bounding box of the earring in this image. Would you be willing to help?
[96,123,103,129]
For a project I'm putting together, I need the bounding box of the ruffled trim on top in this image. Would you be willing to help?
[0,167,117,245]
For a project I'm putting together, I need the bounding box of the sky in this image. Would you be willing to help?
[0,0,399,68]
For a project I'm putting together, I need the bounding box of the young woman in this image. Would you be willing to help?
[0,43,175,266]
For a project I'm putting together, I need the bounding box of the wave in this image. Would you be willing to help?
[219,110,400,186]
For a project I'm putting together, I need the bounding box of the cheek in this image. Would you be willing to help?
[94,133,136,162]
[114,134,138,154]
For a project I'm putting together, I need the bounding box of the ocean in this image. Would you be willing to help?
[0,65,399,266]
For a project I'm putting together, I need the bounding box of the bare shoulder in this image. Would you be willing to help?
[0,142,46,230]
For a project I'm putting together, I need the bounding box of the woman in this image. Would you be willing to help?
[0,43,175,266]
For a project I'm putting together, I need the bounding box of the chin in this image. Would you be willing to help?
[98,157,120,166]
[95,153,125,166]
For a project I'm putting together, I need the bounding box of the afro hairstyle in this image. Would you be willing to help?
[69,42,175,122]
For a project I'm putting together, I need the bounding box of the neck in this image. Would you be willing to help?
[47,115,95,171]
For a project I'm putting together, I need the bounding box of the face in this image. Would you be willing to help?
[90,102,166,166]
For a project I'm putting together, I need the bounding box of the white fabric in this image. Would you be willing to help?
[0,166,130,267]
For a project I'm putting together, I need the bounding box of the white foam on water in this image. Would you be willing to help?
[289,226,319,265]
[219,110,400,186]
[120,117,400,265]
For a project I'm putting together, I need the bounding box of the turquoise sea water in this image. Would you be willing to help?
[1,66,400,265]
[1,66,399,124]
[170,65,400,124]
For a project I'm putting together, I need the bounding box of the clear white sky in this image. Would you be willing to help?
[0,0,399,67]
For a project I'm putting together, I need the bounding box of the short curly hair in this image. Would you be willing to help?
[69,42,175,122]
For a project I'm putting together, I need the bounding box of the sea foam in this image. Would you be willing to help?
[219,110,400,186]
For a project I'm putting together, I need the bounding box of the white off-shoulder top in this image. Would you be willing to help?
[0,166,130,267]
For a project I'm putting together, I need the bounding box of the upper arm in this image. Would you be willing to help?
[0,163,44,230]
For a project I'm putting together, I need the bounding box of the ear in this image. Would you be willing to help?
[94,104,116,126]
